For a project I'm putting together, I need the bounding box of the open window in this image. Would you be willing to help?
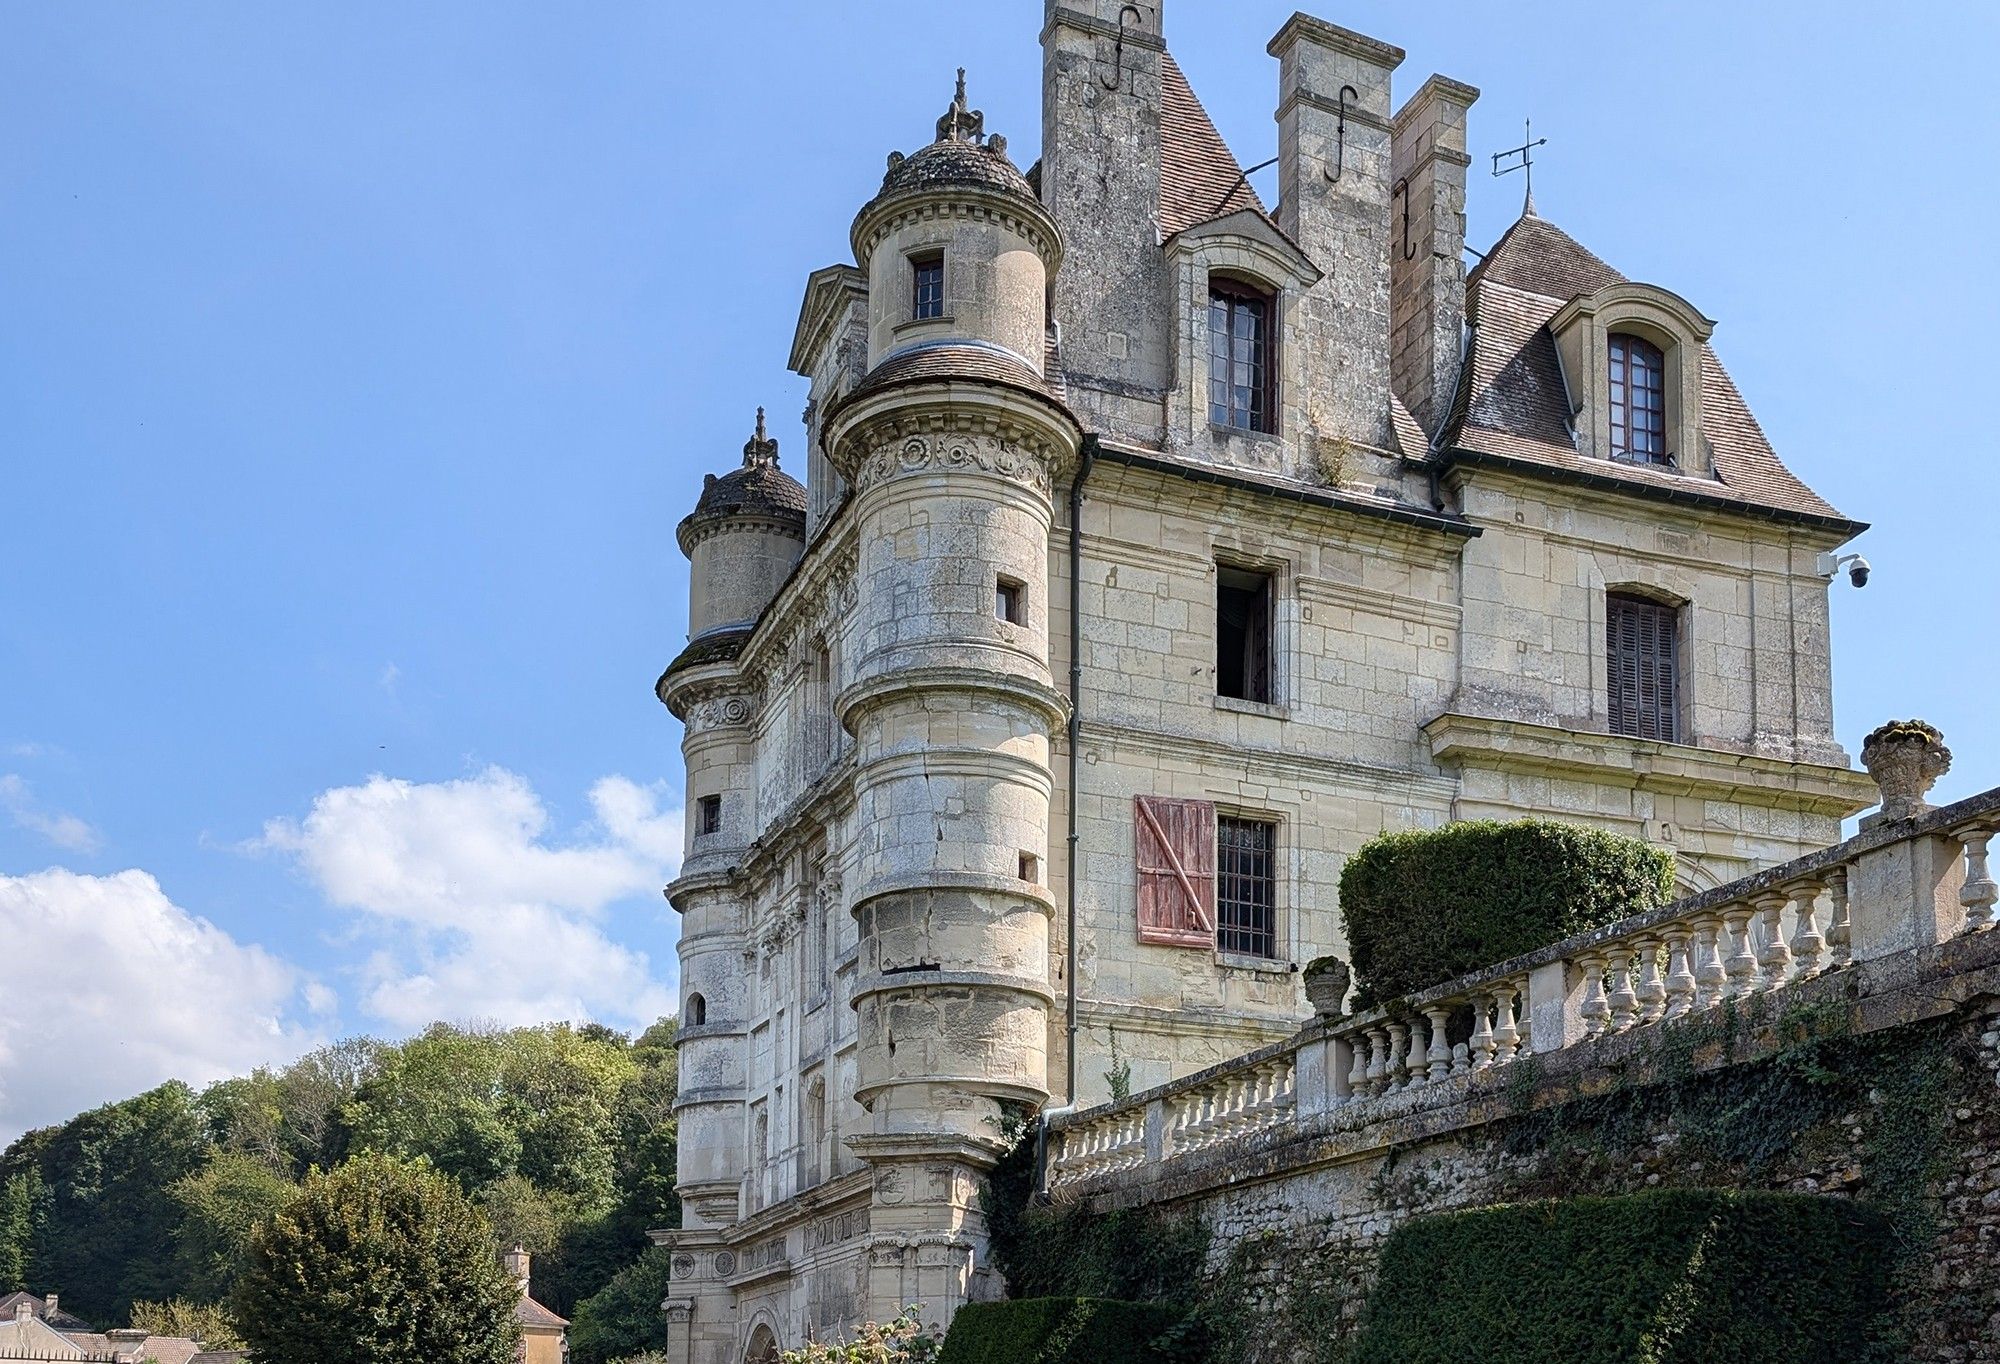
[1216,565,1273,703]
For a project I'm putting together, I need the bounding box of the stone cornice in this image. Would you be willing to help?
[827,383,1081,497]
[1423,711,1878,817]
[1267,12,1405,70]
[788,263,868,378]
[850,187,1063,276]
[839,663,1069,734]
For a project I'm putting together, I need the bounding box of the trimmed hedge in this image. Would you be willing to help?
[942,1298,1187,1364]
[1339,819,1673,1006]
[1348,1191,1893,1364]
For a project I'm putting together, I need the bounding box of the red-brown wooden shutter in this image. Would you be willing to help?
[1135,796,1217,948]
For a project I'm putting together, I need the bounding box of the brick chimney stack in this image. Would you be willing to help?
[1390,74,1479,438]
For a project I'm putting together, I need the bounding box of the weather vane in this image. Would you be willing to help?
[1492,118,1548,213]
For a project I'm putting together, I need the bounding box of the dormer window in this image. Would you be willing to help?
[911,252,944,320]
[1208,280,1275,433]
[1609,333,1667,465]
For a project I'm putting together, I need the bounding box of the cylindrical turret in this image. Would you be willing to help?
[676,410,807,642]
[824,75,1079,1321]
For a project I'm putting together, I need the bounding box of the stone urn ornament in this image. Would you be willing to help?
[1304,955,1351,1019]
[1861,719,1951,824]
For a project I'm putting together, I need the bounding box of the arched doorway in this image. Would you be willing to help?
[745,1323,780,1364]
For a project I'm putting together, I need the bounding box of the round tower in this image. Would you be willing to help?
[659,412,806,1232]
[677,410,808,642]
[824,75,1078,1317]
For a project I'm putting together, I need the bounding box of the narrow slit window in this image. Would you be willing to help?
[1609,333,1668,465]
[911,252,945,320]
[1018,852,1039,883]
[1607,593,1681,742]
[1216,566,1273,703]
[996,577,1024,625]
[1216,816,1277,958]
[696,794,722,837]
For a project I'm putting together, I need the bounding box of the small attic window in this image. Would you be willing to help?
[1609,333,1668,466]
[911,252,945,320]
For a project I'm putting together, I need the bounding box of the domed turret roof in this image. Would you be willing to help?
[866,71,1037,208]
[678,409,807,550]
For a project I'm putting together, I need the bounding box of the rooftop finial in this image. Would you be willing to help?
[1491,118,1549,218]
[936,68,985,145]
[743,406,778,467]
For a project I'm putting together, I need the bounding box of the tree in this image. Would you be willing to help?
[565,1246,674,1364]
[130,1298,245,1349]
[169,1151,296,1301]
[232,1152,521,1364]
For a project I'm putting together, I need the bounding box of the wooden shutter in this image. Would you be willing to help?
[1608,594,1679,742]
[1135,796,1217,948]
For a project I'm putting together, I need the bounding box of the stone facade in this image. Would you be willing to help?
[652,7,1873,1359]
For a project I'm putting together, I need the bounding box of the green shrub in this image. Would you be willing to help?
[1339,819,1673,1006]
[942,1298,1187,1364]
[1348,1190,1893,1364]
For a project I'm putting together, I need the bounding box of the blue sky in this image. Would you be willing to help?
[2,1,1994,1139]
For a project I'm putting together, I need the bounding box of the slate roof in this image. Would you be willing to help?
[0,1295,91,1333]
[1443,210,1857,530]
[1159,53,1266,237]
[679,411,807,549]
[838,340,1066,416]
[878,135,1036,202]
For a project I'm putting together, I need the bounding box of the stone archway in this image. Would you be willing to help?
[745,1323,781,1364]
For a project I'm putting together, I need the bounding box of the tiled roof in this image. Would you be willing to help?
[838,341,1064,414]
[1443,211,1857,529]
[0,1296,91,1333]
[515,1296,569,1329]
[1159,53,1265,237]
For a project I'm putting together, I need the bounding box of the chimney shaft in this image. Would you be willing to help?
[504,1244,532,1298]
[1268,13,1405,449]
[14,1303,29,1323]
[1390,74,1479,438]
[43,1294,56,1316]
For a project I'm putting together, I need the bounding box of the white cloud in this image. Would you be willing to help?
[0,774,103,854]
[0,868,326,1142]
[259,768,680,1032]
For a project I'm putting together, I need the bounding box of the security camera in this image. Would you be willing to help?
[1816,552,1872,589]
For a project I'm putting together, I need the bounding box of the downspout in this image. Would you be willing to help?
[1035,432,1097,1191]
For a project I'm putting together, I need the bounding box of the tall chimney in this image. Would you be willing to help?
[42,1294,56,1317]
[13,1302,29,1324]
[1041,0,1169,436]
[1268,13,1404,450]
[504,1244,532,1298]
[1390,74,1479,438]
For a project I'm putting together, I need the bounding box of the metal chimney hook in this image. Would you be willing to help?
[1325,84,1360,181]
[1392,177,1416,260]
[1099,5,1145,91]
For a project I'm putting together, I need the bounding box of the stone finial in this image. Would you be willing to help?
[1303,955,1351,1019]
[1860,719,1952,825]
[935,67,986,145]
[742,406,779,468]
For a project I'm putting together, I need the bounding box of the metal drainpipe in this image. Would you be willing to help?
[1037,433,1097,1192]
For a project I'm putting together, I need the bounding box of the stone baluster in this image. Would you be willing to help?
[1787,880,1827,980]
[1451,1041,1471,1075]
[1578,953,1610,1037]
[1958,826,1998,933]
[1691,914,1727,1008]
[1632,937,1666,1024]
[1469,995,1496,1070]
[1825,867,1853,969]
[1492,982,1522,1064]
[1385,1022,1410,1092]
[1662,927,1696,1021]
[1424,1007,1453,1083]
[1754,891,1792,991]
[1345,1029,1369,1100]
[1605,945,1638,1032]
[1364,1027,1387,1096]
[1722,904,1759,999]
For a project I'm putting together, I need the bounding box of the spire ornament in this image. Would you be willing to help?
[935,67,986,145]
[743,406,779,468]
[1492,118,1549,217]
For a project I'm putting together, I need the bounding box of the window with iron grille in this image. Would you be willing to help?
[911,252,945,320]
[1609,333,1668,465]
[1607,593,1680,742]
[1216,816,1277,957]
[696,794,722,837]
[1208,280,1276,433]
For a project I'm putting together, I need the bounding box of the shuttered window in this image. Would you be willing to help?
[1134,796,1217,948]
[1607,593,1680,742]
[1217,816,1277,957]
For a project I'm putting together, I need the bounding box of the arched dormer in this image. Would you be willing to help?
[1549,281,1715,474]
[1164,207,1321,454]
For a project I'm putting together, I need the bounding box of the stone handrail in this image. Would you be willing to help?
[1046,785,2000,1192]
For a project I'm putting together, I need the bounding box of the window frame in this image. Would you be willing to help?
[695,794,722,837]
[996,576,1025,625]
[1215,813,1279,959]
[910,250,945,321]
[1606,591,1683,743]
[1207,277,1278,435]
[1608,332,1669,466]
[1215,563,1275,704]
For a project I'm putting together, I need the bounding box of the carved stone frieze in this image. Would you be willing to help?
[853,431,1054,499]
